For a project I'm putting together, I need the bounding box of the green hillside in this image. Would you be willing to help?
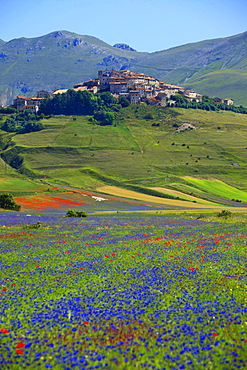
[183,69,247,106]
[1,106,247,205]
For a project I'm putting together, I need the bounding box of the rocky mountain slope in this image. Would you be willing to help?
[0,30,246,105]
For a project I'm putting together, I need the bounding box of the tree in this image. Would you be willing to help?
[118,95,130,108]
[93,110,114,125]
[66,209,87,217]
[23,121,44,133]
[0,193,21,211]
[39,90,102,116]
[2,112,44,134]
[97,92,117,107]
[0,107,17,114]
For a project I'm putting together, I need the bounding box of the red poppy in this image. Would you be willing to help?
[16,342,25,348]
[0,328,9,333]
[2,288,7,292]
[83,321,89,325]
[16,349,24,355]
[212,333,218,337]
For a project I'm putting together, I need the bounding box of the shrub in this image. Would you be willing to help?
[144,113,153,120]
[217,210,232,218]
[196,214,206,219]
[0,193,21,211]
[2,113,44,134]
[23,221,42,229]
[0,107,17,114]
[66,209,87,217]
[118,95,130,108]
[93,110,114,125]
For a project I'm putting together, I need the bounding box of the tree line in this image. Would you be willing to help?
[0,90,131,134]
[39,90,130,125]
[2,111,45,134]
[169,94,247,114]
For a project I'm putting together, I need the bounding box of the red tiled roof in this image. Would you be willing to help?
[17,96,32,100]
[109,82,127,85]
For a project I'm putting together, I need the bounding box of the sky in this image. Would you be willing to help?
[1,0,247,52]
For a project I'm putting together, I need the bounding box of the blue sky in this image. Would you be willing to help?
[1,0,246,52]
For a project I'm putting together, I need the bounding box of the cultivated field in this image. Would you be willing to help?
[3,107,247,199]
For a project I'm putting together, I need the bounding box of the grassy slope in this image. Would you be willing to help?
[132,32,247,105]
[2,106,247,204]
[184,177,247,202]
[0,178,45,195]
[183,69,247,106]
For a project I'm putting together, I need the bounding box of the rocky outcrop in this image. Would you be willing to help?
[113,43,136,52]
[97,55,133,68]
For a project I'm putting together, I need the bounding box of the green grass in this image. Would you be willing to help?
[0,178,44,194]
[2,107,247,204]
[183,69,247,106]
[184,178,247,202]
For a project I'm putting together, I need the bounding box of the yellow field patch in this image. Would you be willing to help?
[96,185,227,210]
[151,187,213,205]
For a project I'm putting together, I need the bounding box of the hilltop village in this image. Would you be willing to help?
[9,69,234,112]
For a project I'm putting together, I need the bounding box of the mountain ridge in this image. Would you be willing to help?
[0,30,247,105]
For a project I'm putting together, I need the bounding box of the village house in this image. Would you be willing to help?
[210,97,235,106]
[73,79,100,93]
[74,80,100,89]
[11,90,52,112]
[221,98,234,105]
[12,96,39,113]
[52,89,69,95]
[183,90,203,102]
[36,90,50,99]
[159,83,184,98]
[129,90,141,104]
[109,80,128,94]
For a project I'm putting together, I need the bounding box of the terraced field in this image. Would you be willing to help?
[1,106,247,208]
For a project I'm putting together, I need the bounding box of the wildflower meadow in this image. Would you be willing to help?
[0,212,247,369]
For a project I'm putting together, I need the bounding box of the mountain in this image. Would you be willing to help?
[0,30,247,106]
[135,32,247,105]
[0,30,146,106]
